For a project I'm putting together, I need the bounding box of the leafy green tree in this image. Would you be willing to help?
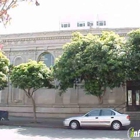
[53,32,127,104]
[0,51,10,89]
[10,60,53,122]
[126,29,140,81]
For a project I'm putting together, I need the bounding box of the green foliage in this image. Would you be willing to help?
[126,29,140,80]
[10,60,53,96]
[0,51,10,90]
[53,31,127,98]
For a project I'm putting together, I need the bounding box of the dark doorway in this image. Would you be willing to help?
[127,81,140,111]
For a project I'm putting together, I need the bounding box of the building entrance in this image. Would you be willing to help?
[127,81,140,111]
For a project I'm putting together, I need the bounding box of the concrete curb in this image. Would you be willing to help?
[0,121,65,129]
[0,117,65,129]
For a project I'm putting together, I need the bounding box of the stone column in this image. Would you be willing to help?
[70,88,79,105]
[8,84,12,104]
[54,89,64,107]
[69,87,80,113]
[1,88,7,104]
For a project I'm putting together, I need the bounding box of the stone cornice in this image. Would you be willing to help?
[1,27,139,43]
[2,36,71,43]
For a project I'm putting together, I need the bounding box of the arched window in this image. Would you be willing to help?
[14,57,23,66]
[13,56,24,102]
[38,52,54,68]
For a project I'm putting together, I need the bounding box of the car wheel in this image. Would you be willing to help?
[111,121,122,130]
[70,121,80,129]
[1,117,5,121]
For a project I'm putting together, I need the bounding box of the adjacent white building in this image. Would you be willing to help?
[59,14,108,30]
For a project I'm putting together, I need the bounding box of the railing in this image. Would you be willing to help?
[113,101,127,112]
[118,106,127,112]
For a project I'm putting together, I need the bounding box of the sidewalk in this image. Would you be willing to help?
[0,116,140,130]
[0,116,64,128]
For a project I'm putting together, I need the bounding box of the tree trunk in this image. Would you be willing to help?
[98,88,106,105]
[31,96,37,123]
[98,96,103,104]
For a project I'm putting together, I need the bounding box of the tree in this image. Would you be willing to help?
[10,60,53,122]
[0,0,39,26]
[53,32,127,104]
[126,29,140,81]
[0,51,10,89]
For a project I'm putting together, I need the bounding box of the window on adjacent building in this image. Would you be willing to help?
[77,22,85,27]
[97,21,106,26]
[61,23,70,28]
[87,22,93,27]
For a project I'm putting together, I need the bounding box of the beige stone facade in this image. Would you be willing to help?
[0,28,138,118]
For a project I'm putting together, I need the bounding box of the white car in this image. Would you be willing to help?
[63,108,131,130]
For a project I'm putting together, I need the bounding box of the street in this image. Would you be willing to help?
[0,125,139,140]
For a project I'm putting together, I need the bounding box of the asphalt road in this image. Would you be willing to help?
[1,125,139,140]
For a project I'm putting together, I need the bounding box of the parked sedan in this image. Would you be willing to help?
[63,108,131,130]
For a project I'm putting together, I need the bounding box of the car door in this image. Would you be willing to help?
[98,109,115,126]
[80,109,101,127]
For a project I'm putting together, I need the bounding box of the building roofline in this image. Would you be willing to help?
[0,27,139,38]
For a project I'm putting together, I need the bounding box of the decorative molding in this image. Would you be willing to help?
[0,28,138,44]
[2,36,71,43]
[0,27,138,37]
[5,50,62,60]
[4,50,36,56]
[1,33,127,43]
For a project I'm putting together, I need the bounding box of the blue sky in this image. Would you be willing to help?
[0,0,140,34]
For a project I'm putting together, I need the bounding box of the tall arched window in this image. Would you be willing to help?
[14,57,23,66]
[13,56,24,102]
[38,52,54,68]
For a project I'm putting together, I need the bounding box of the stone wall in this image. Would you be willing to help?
[0,28,135,118]
[0,86,125,118]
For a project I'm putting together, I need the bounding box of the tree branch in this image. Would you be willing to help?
[23,88,30,98]
[31,88,39,97]
[0,0,15,15]
[1,0,8,11]
[28,88,32,97]
[1,17,6,28]
[6,0,17,11]
[0,0,16,26]
[0,0,39,25]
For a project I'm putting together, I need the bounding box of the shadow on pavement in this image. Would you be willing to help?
[17,127,128,139]
[0,125,129,140]
[0,117,139,140]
